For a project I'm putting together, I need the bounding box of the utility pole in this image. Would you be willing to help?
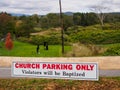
[59,0,64,54]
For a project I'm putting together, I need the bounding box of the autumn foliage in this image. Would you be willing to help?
[5,33,13,50]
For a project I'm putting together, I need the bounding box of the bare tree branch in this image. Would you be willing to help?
[89,1,110,29]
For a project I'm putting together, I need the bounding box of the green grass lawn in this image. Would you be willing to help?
[1,41,120,57]
[0,41,71,57]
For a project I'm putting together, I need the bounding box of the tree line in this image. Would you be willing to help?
[0,12,120,39]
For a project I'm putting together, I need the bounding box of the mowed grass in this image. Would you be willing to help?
[0,41,71,57]
[1,41,120,57]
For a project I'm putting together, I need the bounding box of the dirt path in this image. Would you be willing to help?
[0,56,120,70]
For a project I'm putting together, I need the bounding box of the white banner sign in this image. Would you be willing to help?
[12,62,99,80]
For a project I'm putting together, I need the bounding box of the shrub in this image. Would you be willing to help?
[17,37,30,43]
[71,30,120,44]
[103,44,120,56]
[29,35,61,45]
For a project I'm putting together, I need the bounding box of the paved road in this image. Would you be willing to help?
[0,68,120,78]
[0,68,11,78]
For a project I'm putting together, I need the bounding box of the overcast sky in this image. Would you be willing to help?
[0,0,120,15]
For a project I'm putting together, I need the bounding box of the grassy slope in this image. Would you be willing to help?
[0,41,71,57]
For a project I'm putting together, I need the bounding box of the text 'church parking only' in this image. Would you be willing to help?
[12,62,99,80]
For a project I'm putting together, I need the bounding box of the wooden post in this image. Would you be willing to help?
[59,0,64,54]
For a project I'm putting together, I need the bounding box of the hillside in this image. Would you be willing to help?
[18,23,120,57]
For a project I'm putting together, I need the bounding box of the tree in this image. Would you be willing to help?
[85,13,99,26]
[0,12,15,39]
[73,13,81,25]
[48,13,60,28]
[40,16,49,28]
[31,14,40,24]
[5,33,13,50]
[73,13,99,26]
[90,2,110,29]
[15,17,34,38]
[63,14,73,31]
[80,13,87,26]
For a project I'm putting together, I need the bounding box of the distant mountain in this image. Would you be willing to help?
[10,12,73,17]
[10,13,29,16]
[64,12,73,16]
[111,12,120,13]
[9,12,120,16]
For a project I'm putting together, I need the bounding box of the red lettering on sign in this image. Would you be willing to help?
[42,64,73,70]
[15,63,40,69]
[76,64,94,71]
[43,64,47,69]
